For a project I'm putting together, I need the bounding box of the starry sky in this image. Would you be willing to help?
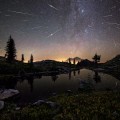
[0,0,120,62]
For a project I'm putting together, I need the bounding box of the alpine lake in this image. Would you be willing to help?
[0,69,120,104]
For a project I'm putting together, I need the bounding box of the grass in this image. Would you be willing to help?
[1,91,120,120]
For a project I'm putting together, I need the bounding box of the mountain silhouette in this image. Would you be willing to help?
[105,55,120,66]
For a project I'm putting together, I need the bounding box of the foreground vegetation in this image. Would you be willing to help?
[1,91,120,120]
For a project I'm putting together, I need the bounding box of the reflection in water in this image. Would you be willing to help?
[36,73,42,79]
[0,76,18,89]
[69,71,71,80]
[19,77,25,83]
[73,70,76,76]
[51,75,58,83]
[27,75,34,92]
[78,70,80,75]
[93,71,101,83]
[0,69,120,103]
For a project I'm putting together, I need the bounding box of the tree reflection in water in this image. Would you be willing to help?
[78,70,80,75]
[27,75,34,92]
[73,70,76,76]
[51,75,58,83]
[69,71,71,80]
[93,71,101,83]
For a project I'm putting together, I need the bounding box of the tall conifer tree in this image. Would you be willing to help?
[5,36,16,63]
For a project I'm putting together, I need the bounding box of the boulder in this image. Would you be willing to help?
[52,92,57,96]
[67,90,72,93]
[46,101,57,108]
[33,100,59,109]
[0,89,19,100]
[33,100,45,105]
[112,111,119,118]
[0,101,4,110]
[15,107,21,111]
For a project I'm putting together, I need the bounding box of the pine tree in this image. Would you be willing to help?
[21,54,24,63]
[5,35,16,63]
[73,58,76,65]
[30,54,33,63]
[29,54,34,70]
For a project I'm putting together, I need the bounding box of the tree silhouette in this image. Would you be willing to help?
[21,54,24,63]
[29,54,34,70]
[30,54,33,64]
[68,58,71,68]
[92,53,101,67]
[73,58,75,65]
[5,35,16,63]
[68,58,71,64]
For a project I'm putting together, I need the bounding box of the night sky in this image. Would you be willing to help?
[0,0,120,62]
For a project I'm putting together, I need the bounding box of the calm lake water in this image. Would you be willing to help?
[1,69,120,103]
[14,69,120,103]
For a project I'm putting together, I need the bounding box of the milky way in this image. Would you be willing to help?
[0,0,120,62]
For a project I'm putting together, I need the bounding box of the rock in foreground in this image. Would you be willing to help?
[0,101,4,110]
[0,89,19,100]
